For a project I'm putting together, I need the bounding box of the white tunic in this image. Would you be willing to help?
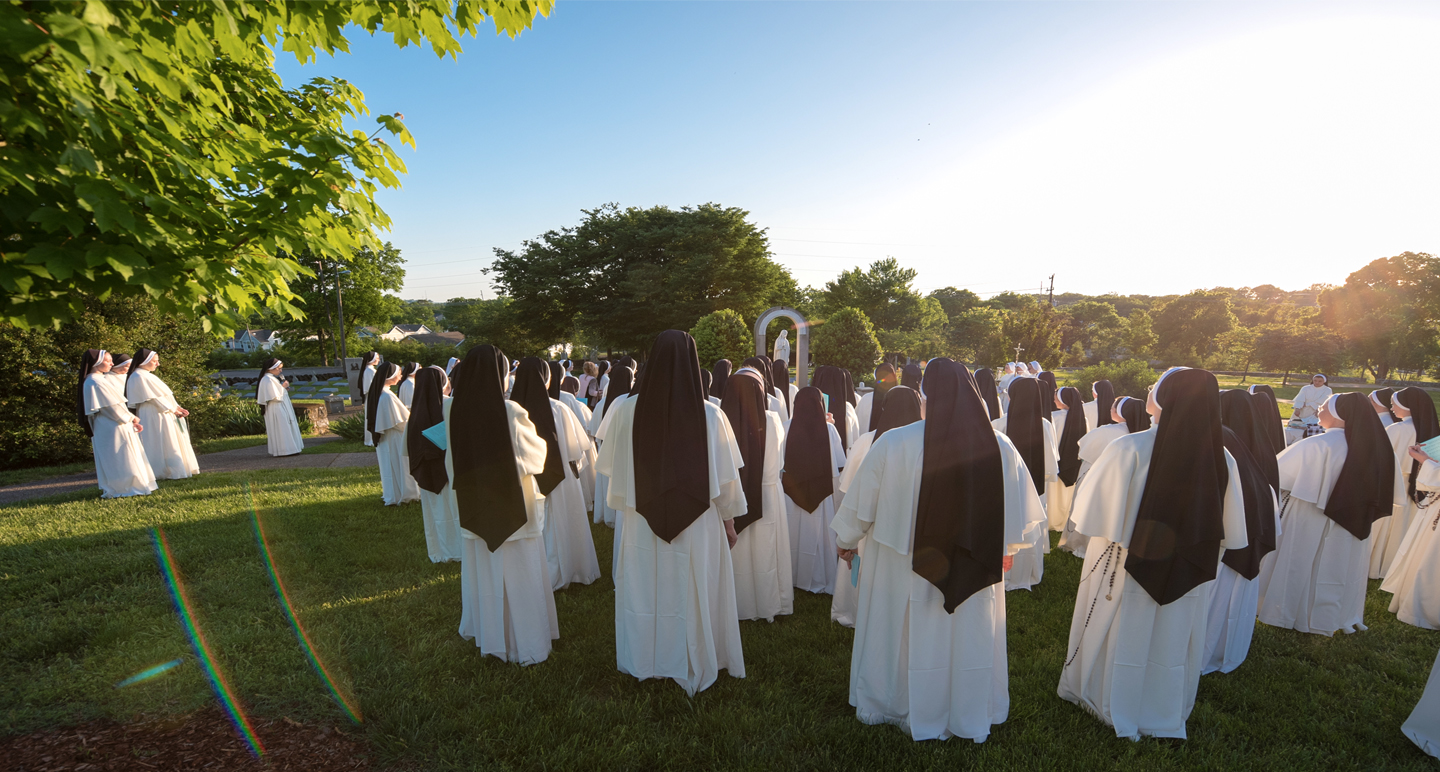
[1046,407,1086,532]
[589,394,627,529]
[597,397,747,696]
[997,373,1016,411]
[731,411,793,622]
[542,399,601,590]
[787,422,847,595]
[1257,428,1371,636]
[373,389,420,506]
[1291,383,1333,421]
[991,414,1058,590]
[1381,458,1440,629]
[398,377,415,408]
[405,396,462,563]
[1202,486,1280,675]
[831,430,877,628]
[1062,423,1132,557]
[832,421,1046,742]
[449,399,559,665]
[855,391,876,438]
[85,374,158,498]
[558,392,597,511]
[258,374,304,457]
[1057,427,1247,740]
[361,365,377,446]
[1371,418,1418,579]
[126,369,199,480]
[1404,644,1440,757]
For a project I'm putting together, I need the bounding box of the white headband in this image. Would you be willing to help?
[266,360,283,373]
[446,357,459,375]
[140,351,158,368]
[1323,393,1340,415]
[1370,391,1386,409]
[92,349,108,373]
[1150,366,1190,407]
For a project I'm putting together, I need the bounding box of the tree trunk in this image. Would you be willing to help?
[1240,355,1252,384]
[1282,370,1290,387]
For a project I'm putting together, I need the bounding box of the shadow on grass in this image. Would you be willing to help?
[2,472,1438,770]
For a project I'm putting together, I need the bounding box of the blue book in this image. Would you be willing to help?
[850,554,861,587]
[421,421,447,450]
[1421,434,1440,460]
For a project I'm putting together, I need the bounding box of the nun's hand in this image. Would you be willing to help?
[825,412,835,425]
[837,546,857,568]
[176,407,189,418]
[725,519,738,549]
[282,380,290,389]
[1002,555,1014,572]
[132,418,143,433]
[1409,445,1434,463]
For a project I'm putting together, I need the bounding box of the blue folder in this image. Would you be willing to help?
[421,421,447,450]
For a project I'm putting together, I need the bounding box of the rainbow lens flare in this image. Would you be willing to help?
[151,527,265,758]
[115,658,184,689]
[248,482,363,723]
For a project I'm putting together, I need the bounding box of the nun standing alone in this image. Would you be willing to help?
[79,349,157,498]
[125,349,200,480]
[257,358,304,457]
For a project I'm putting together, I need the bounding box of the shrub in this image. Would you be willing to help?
[331,414,366,441]
[223,402,267,436]
[690,309,753,370]
[812,307,882,385]
[1065,359,1159,401]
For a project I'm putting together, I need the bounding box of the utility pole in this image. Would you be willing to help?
[1047,274,1055,308]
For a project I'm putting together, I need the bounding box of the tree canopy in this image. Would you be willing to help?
[1,0,551,331]
[487,203,797,353]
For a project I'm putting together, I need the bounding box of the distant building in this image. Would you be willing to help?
[224,329,281,352]
[407,331,465,348]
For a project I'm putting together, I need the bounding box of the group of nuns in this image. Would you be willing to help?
[77,348,200,498]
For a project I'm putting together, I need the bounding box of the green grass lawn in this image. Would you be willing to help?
[0,461,95,488]
[2,470,1437,770]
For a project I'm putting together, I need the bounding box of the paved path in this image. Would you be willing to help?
[0,437,376,507]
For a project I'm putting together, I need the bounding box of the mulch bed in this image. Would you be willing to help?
[0,708,373,771]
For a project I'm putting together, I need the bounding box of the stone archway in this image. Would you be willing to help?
[754,306,811,388]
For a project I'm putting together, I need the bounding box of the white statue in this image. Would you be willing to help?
[773,329,791,366]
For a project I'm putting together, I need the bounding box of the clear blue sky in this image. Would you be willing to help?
[274,1,1440,302]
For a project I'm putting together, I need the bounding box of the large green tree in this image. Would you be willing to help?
[818,258,938,332]
[1152,290,1237,365]
[811,307,882,383]
[443,296,550,360]
[690,309,753,370]
[487,203,796,353]
[1,0,550,331]
[1320,252,1440,381]
[270,243,407,365]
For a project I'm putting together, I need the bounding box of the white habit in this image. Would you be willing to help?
[126,369,199,480]
[731,411,793,622]
[1371,417,1418,579]
[831,429,876,628]
[1202,487,1280,675]
[787,422,847,595]
[597,397,747,696]
[991,413,1057,590]
[1404,644,1440,758]
[361,364,377,447]
[373,389,420,506]
[1046,407,1084,532]
[542,399,602,590]
[1056,428,1247,740]
[1381,457,1440,629]
[85,373,157,498]
[257,373,304,457]
[406,396,462,563]
[1256,428,1371,636]
[451,399,559,664]
[832,422,1046,742]
[398,376,415,408]
[1062,422,1131,557]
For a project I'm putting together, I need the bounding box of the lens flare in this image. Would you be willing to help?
[247,482,363,723]
[151,528,265,757]
[115,658,184,688]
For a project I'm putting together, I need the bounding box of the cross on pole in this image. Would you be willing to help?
[1014,344,1025,362]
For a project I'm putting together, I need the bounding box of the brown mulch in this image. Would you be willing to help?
[0,708,373,771]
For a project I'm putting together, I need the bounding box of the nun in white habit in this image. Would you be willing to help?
[785,386,847,595]
[588,366,634,528]
[991,377,1057,590]
[358,351,380,447]
[1405,644,1440,757]
[1061,398,1150,557]
[406,366,462,562]
[1257,392,1393,635]
[1371,387,1431,580]
[814,365,860,455]
[397,362,419,408]
[1202,389,1281,675]
[1380,388,1440,629]
[368,362,420,506]
[1048,386,1089,533]
[724,366,793,622]
[596,330,747,696]
[832,359,1045,742]
[1057,368,1247,740]
[257,358,304,457]
[79,349,158,498]
[512,357,600,591]
[125,349,199,480]
[831,385,924,628]
[449,345,558,665]
[557,373,597,512]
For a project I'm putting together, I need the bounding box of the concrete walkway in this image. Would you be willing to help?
[0,437,376,507]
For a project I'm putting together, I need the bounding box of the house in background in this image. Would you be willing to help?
[361,324,435,342]
[407,331,465,348]
[224,329,281,352]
